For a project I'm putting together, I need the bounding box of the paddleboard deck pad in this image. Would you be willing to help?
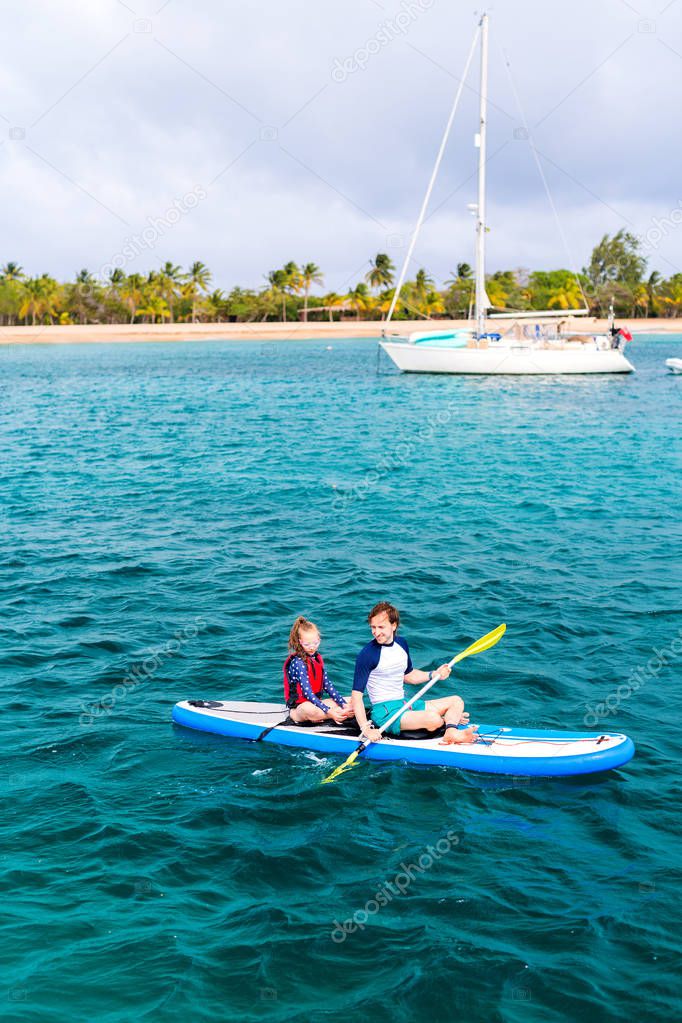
[172,700,634,777]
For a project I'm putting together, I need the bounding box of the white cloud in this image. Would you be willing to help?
[0,0,680,290]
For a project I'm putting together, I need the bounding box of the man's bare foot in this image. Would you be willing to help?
[439,724,479,745]
[459,711,470,725]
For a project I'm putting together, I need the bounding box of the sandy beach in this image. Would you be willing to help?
[0,318,679,345]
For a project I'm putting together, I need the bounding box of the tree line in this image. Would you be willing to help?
[1,231,680,326]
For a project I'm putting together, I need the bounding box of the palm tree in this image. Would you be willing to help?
[19,278,42,325]
[1,262,25,282]
[39,274,60,323]
[281,261,303,316]
[121,273,144,323]
[138,293,171,324]
[322,292,346,322]
[300,262,323,322]
[415,268,434,291]
[485,276,510,310]
[347,282,373,320]
[547,280,584,311]
[0,263,26,324]
[659,274,682,318]
[184,261,212,322]
[445,265,475,318]
[19,278,43,325]
[18,275,59,325]
[157,261,183,322]
[109,268,125,289]
[644,271,662,318]
[445,264,474,288]
[266,269,289,321]
[71,269,98,323]
[414,268,434,305]
[206,289,227,321]
[105,268,126,322]
[366,253,395,291]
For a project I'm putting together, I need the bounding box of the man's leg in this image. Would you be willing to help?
[399,707,443,732]
[425,694,478,744]
[426,695,469,726]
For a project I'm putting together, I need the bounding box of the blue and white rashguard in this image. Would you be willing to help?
[352,636,413,705]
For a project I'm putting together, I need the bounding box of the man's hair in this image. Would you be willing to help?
[367,601,400,627]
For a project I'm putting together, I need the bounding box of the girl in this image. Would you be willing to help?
[284,616,353,725]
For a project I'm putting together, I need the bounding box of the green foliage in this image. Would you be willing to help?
[366,253,395,291]
[528,270,585,311]
[0,237,678,326]
[584,230,645,289]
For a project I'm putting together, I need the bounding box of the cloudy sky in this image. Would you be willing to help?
[1,0,681,293]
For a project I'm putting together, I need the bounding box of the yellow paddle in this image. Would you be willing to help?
[322,623,506,784]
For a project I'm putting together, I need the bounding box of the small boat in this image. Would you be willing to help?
[172,700,635,778]
[380,14,635,376]
[666,358,682,374]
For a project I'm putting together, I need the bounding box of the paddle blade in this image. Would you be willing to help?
[451,622,506,666]
[322,749,360,784]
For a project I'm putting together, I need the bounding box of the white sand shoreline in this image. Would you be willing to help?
[0,318,680,345]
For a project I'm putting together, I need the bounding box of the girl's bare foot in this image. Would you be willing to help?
[439,724,479,745]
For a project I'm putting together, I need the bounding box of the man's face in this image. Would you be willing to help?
[370,612,397,645]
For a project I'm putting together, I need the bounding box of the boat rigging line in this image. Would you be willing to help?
[385,21,481,325]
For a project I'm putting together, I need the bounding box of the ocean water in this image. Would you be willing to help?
[1,335,681,1023]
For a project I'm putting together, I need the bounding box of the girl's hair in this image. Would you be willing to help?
[288,616,320,658]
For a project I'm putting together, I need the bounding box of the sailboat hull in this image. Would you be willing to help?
[380,341,634,375]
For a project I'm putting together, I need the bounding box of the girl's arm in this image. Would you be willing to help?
[321,665,347,706]
[291,659,330,712]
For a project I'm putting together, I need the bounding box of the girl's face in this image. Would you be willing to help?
[299,628,320,655]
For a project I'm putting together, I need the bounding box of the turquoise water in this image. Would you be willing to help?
[1,336,681,1022]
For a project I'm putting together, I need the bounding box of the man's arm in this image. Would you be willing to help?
[404,664,452,685]
[404,668,432,685]
[352,644,382,741]
[351,691,381,741]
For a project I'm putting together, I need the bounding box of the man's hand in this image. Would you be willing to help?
[361,726,382,743]
[432,663,452,682]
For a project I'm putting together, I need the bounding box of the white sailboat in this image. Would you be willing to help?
[380,13,635,376]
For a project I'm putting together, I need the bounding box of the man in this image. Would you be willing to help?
[351,601,478,745]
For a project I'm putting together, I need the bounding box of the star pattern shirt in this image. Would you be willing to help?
[287,656,347,712]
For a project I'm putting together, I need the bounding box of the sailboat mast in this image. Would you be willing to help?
[475,12,489,340]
